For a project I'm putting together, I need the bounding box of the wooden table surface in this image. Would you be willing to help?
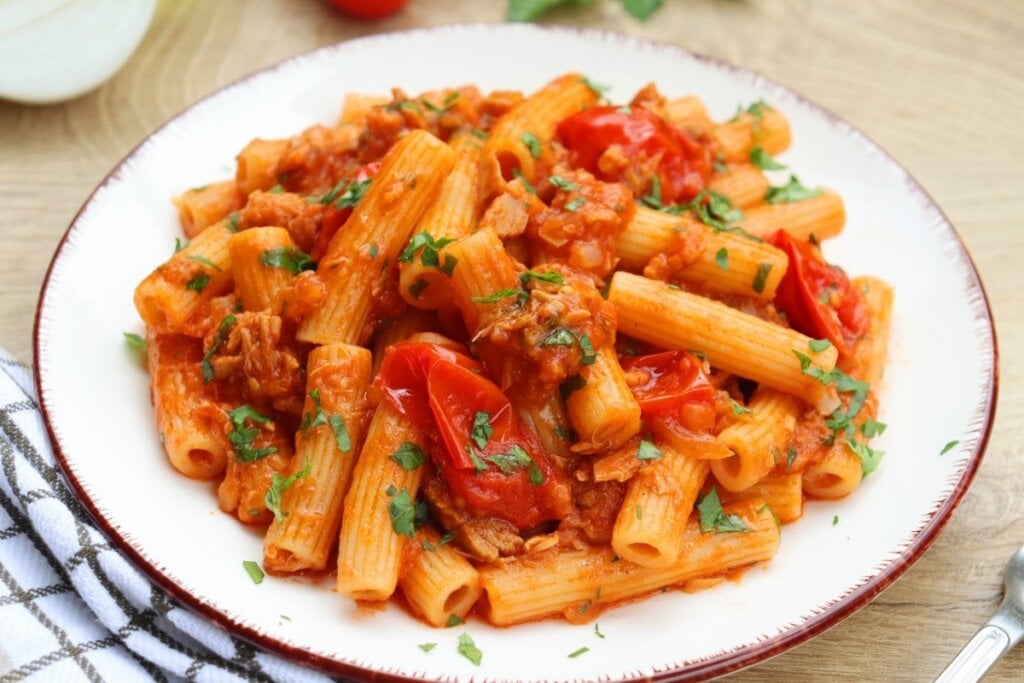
[2,0,1021,680]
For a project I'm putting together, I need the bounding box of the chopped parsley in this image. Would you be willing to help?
[580,76,610,97]
[565,197,586,212]
[940,439,960,455]
[387,486,427,537]
[749,145,786,171]
[511,167,537,194]
[422,531,456,552]
[185,273,211,292]
[242,560,264,585]
[861,419,887,438]
[485,445,545,485]
[264,457,312,522]
[456,633,482,666]
[594,623,606,638]
[398,232,456,275]
[730,399,753,416]
[764,175,822,204]
[697,487,748,533]
[227,405,278,462]
[318,177,372,209]
[541,328,576,347]
[847,439,884,474]
[186,254,222,272]
[621,0,662,21]
[301,390,350,452]
[578,334,597,365]
[786,444,798,469]
[520,269,564,286]
[521,131,542,158]
[549,175,579,192]
[832,515,839,526]
[174,237,188,254]
[123,332,146,351]
[418,642,437,653]
[752,262,773,294]
[635,504,643,520]
[260,247,315,274]
[268,184,284,194]
[201,314,236,383]
[470,411,493,449]
[636,439,662,461]
[226,211,240,232]
[390,442,427,471]
[470,288,518,304]
[328,414,351,452]
[713,247,730,271]
[792,349,839,385]
[808,338,832,353]
[368,242,379,258]
[568,646,590,658]
[447,613,465,627]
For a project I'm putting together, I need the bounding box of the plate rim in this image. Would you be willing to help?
[31,22,999,683]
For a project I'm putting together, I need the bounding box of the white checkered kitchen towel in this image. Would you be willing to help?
[0,352,333,682]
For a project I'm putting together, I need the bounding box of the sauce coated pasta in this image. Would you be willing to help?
[132,74,892,628]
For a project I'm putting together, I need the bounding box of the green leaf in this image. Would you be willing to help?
[440,254,458,277]
[511,167,537,194]
[328,414,351,452]
[521,131,542,158]
[808,338,832,353]
[419,642,437,652]
[242,560,264,585]
[578,334,597,365]
[226,212,240,232]
[520,269,564,286]
[408,278,429,299]
[391,442,427,471]
[123,332,146,351]
[387,487,418,537]
[549,175,579,192]
[697,486,749,533]
[752,262,772,294]
[861,419,887,438]
[507,0,593,22]
[485,445,544,486]
[940,439,960,455]
[541,328,576,347]
[792,350,839,385]
[568,646,590,658]
[580,76,609,97]
[786,444,798,469]
[749,145,786,171]
[422,530,456,552]
[832,515,839,526]
[185,273,210,292]
[447,613,465,627]
[565,197,586,212]
[470,288,519,304]
[730,399,752,416]
[174,237,189,254]
[847,439,884,474]
[269,184,284,194]
[715,247,729,271]
[620,0,662,21]
[228,405,278,462]
[594,622,606,638]
[265,457,312,522]
[260,247,316,274]
[456,633,482,666]
[764,175,822,204]
[471,411,493,449]
[636,439,662,461]
[641,174,663,210]
[201,314,236,383]
[186,254,223,272]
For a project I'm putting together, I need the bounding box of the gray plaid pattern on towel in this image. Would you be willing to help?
[0,353,333,682]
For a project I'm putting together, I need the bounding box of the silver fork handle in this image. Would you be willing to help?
[935,604,1024,682]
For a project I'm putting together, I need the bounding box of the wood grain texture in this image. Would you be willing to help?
[1,0,1022,679]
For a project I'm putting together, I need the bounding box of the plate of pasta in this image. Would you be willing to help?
[35,24,996,682]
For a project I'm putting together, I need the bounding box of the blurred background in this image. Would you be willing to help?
[0,1,1021,680]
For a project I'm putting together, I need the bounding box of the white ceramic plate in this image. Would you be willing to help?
[35,24,997,682]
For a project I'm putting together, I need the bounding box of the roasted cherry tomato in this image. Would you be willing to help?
[310,162,380,261]
[327,0,409,19]
[375,342,569,529]
[621,351,715,432]
[767,230,868,355]
[557,105,711,204]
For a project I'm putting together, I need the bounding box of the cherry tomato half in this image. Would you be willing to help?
[621,351,715,420]
[767,230,868,356]
[375,342,570,529]
[557,105,712,204]
[327,0,409,20]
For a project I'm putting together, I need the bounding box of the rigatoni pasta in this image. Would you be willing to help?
[130,73,892,630]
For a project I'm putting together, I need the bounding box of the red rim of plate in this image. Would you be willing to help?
[32,24,999,683]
